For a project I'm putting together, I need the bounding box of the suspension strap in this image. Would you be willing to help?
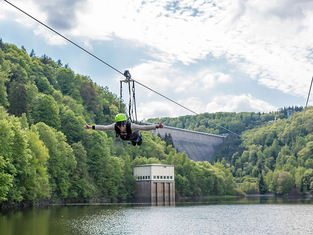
[128,79,132,122]
[132,80,138,123]
[119,81,123,113]
[121,70,137,123]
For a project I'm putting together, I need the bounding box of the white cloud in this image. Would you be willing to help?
[206,94,277,113]
[137,96,203,120]
[220,0,313,98]
[33,25,67,45]
[137,94,277,120]
[137,101,182,121]
[175,70,232,92]
[1,0,46,27]
[201,72,232,90]
[126,63,233,97]
[129,61,175,93]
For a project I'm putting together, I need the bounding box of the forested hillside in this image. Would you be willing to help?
[149,106,313,195]
[233,108,313,195]
[0,40,237,207]
[148,107,303,135]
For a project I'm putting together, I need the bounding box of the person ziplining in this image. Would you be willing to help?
[84,113,163,146]
[85,70,162,146]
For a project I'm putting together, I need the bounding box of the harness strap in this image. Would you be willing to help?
[115,122,133,140]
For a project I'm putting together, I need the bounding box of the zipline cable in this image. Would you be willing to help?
[6,0,240,137]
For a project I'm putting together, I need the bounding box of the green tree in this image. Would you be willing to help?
[4,115,35,202]
[56,68,71,90]
[0,156,14,202]
[97,156,123,201]
[175,174,190,197]
[258,173,267,194]
[60,108,84,144]
[56,68,80,98]
[28,125,50,199]
[79,80,100,114]
[277,171,294,195]
[7,64,29,117]
[8,80,28,117]
[302,169,313,193]
[0,60,9,107]
[32,94,61,129]
[119,155,136,200]
[35,76,54,95]
[36,122,76,199]
[29,49,35,57]
[265,170,279,194]
[69,142,94,199]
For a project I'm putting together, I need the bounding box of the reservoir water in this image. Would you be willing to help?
[1,197,313,235]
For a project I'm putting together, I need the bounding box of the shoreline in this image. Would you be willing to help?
[1,194,312,212]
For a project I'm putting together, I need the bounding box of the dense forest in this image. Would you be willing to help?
[148,106,313,196]
[148,107,303,135]
[0,39,238,207]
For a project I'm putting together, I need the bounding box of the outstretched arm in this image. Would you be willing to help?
[131,121,163,132]
[84,122,115,131]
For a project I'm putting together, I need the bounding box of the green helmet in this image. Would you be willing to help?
[115,113,127,123]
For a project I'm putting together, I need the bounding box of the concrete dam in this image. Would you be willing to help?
[150,124,225,162]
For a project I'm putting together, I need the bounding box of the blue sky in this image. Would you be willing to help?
[0,0,312,120]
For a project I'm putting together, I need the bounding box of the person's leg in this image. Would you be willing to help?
[130,131,139,146]
[130,131,142,145]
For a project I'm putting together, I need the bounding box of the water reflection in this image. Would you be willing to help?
[1,197,313,235]
[176,195,313,206]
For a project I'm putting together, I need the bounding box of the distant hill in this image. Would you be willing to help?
[149,106,313,195]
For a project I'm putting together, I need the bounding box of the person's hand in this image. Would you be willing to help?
[84,122,92,130]
[157,121,163,129]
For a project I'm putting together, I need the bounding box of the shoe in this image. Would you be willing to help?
[131,141,136,146]
[137,138,142,146]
